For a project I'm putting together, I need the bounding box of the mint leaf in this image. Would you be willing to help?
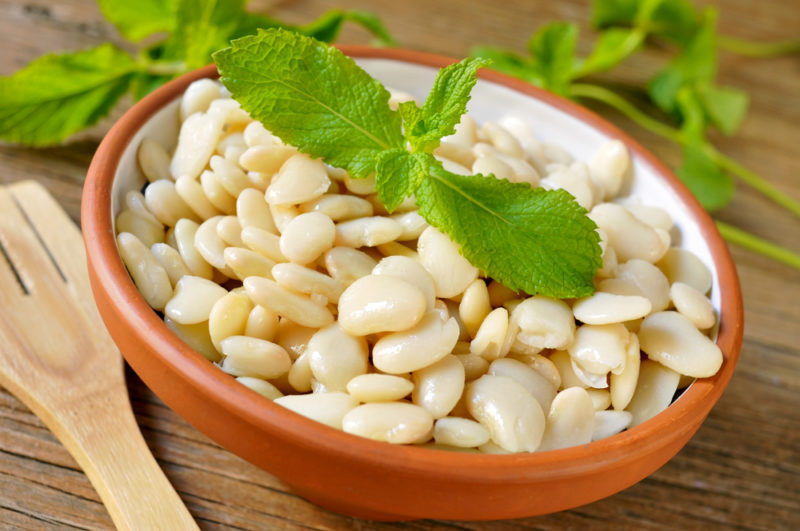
[649,8,717,115]
[214,28,404,178]
[418,163,601,297]
[677,143,734,212]
[577,28,644,76]
[0,44,136,146]
[470,46,538,83]
[164,0,246,69]
[696,85,749,135]
[97,0,176,42]
[403,57,490,152]
[376,149,430,212]
[591,0,639,28]
[233,9,396,46]
[527,22,579,95]
[592,0,697,42]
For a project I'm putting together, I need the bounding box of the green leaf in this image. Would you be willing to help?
[213,28,404,179]
[403,57,490,153]
[527,22,579,95]
[376,149,430,212]
[418,163,601,298]
[164,0,247,69]
[577,27,644,77]
[470,46,538,83]
[591,0,639,28]
[97,0,176,41]
[696,85,749,135]
[677,143,734,211]
[130,72,174,101]
[649,7,717,115]
[0,44,137,146]
[233,9,396,46]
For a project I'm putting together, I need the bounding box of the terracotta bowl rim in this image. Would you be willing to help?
[82,45,744,480]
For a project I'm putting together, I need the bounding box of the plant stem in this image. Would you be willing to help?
[570,83,800,219]
[568,83,682,143]
[718,35,800,58]
[142,60,187,76]
[716,221,800,270]
[704,146,800,218]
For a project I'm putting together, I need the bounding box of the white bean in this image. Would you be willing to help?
[548,350,588,390]
[590,203,666,263]
[589,140,630,200]
[266,153,330,205]
[236,377,283,400]
[507,352,562,391]
[592,410,633,441]
[465,375,545,453]
[626,360,680,427]
[216,216,244,247]
[455,353,490,381]
[343,173,376,195]
[200,169,237,215]
[210,155,250,198]
[538,387,595,452]
[150,242,190,287]
[224,246,276,280]
[334,216,403,247]
[324,247,377,286]
[411,355,465,418]
[470,308,509,361]
[144,179,199,226]
[488,358,557,413]
[417,227,478,298]
[573,292,652,325]
[244,277,334,328]
[657,247,713,294]
[433,417,490,448]
[299,194,373,221]
[389,211,428,241]
[609,331,641,410]
[586,388,611,411]
[459,279,491,338]
[278,212,336,264]
[236,188,278,234]
[170,109,224,180]
[138,138,172,183]
[272,263,344,303]
[164,316,219,362]
[173,219,213,279]
[244,305,279,342]
[373,312,460,374]
[219,335,291,379]
[241,226,287,263]
[372,255,436,311]
[174,175,220,220]
[239,144,297,174]
[638,311,723,378]
[275,392,359,429]
[306,323,368,392]
[115,209,164,248]
[541,162,595,210]
[337,274,426,335]
[117,232,173,311]
[512,296,576,351]
[179,79,221,121]
[208,290,253,352]
[670,282,716,329]
[194,216,233,275]
[287,352,313,392]
[346,374,414,402]
[473,154,514,182]
[612,259,671,312]
[568,323,629,377]
[164,275,228,324]
[342,402,434,444]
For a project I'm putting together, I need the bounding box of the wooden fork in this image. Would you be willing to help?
[0,181,197,530]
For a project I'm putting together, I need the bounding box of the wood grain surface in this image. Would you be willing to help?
[1,0,798,529]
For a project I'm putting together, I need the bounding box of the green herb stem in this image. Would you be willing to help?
[716,220,800,270]
[705,146,800,218]
[570,83,800,220]
[568,83,683,142]
[142,59,188,76]
[717,35,800,58]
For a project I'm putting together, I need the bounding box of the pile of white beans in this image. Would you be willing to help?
[116,78,723,454]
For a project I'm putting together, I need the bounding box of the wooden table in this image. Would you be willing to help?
[1,0,798,528]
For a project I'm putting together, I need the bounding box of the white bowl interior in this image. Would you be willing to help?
[111,57,721,321]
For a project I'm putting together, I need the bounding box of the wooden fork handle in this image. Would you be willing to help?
[42,390,199,530]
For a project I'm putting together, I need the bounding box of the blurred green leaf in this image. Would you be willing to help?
[696,84,749,135]
[527,22,578,95]
[97,0,176,42]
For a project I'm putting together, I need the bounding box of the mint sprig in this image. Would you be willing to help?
[215,29,601,298]
[470,0,800,272]
[0,0,396,147]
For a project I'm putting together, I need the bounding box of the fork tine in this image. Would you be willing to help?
[0,183,68,297]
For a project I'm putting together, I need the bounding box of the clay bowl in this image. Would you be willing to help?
[81,45,743,521]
